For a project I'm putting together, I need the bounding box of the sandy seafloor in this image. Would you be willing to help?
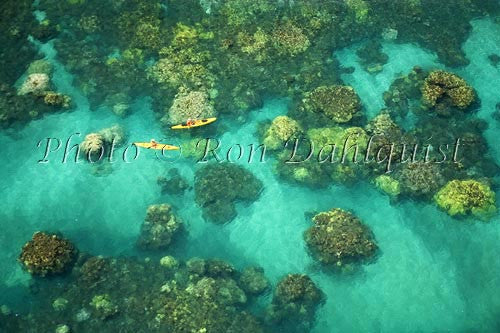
[0,17,499,333]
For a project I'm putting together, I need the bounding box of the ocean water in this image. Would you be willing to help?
[1,6,500,333]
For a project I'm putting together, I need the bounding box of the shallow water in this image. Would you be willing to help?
[1,4,500,333]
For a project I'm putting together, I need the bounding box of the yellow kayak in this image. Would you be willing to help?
[133,142,180,150]
[171,117,217,130]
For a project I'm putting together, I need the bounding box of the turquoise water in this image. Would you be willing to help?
[1,4,500,333]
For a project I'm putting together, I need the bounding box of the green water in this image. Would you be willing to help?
[1,1,500,332]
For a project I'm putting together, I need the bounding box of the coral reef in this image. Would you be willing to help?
[49,254,264,332]
[189,276,246,305]
[160,256,179,270]
[19,232,76,276]
[301,85,362,123]
[132,21,163,51]
[398,162,445,198]
[0,70,72,124]
[364,112,405,172]
[52,297,69,311]
[238,266,270,295]
[382,28,398,41]
[194,164,263,224]
[237,27,270,63]
[374,175,401,198]
[345,0,370,23]
[383,66,427,119]
[206,259,235,279]
[304,208,378,267]
[179,137,207,161]
[157,168,190,195]
[421,70,476,112]
[104,93,131,117]
[28,0,497,124]
[90,294,118,319]
[493,102,500,122]
[0,83,39,126]
[43,92,71,108]
[80,133,104,157]
[79,125,125,162]
[267,273,324,329]
[356,40,388,73]
[148,23,215,91]
[365,112,402,140]
[488,53,500,67]
[97,124,125,147]
[27,59,53,76]
[163,87,216,125]
[31,19,59,42]
[277,126,370,185]
[307,126,368,160]
[275,146,332,188]
[263,116,302,150]
[78,256,110,287]
[221,0,274,27]
[272,21,310,56]
[55,324,70,333]
[18,73,50,96]
[186,257,207,275]
[78,15,100,34]
[136,204,183,250]
[4,0,500,331]
[0,0,39,85]
[149,52,213,91]
[434,179,497,220]
[159,285,259,333]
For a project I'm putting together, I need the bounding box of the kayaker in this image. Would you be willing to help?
[150,139,158,148]
[186,118,195,126]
